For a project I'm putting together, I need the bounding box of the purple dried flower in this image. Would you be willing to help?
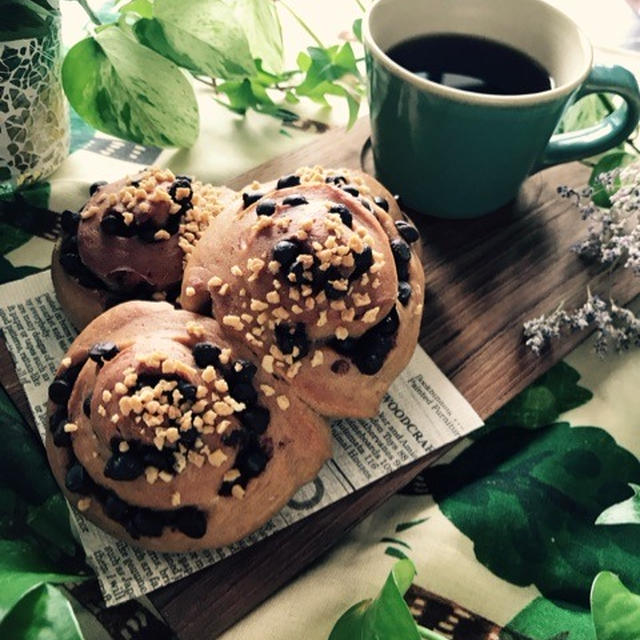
[528,160,640,357]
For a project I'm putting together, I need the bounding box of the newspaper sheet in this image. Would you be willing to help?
[0,271,483,605]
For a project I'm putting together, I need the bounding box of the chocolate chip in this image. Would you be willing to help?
[374,196,389,211]
[242,191,263,208]
[104,491,129,522]
[130,180,140,188]
[65,464,93,494]
[48,379,71,405]
[180,428,198,449]
[236,446,268,478]
[61,210,80,234]
[101,212,135,237]
[288,258,307,285]
[230,382,258,406]
[354,351,385,375]
[330,336,357,355]
[49,408,67,433]
[282,195,308,207]
[89,180,107,196]
[175,174,192,183]
[378,307,400,336]
[193,342,221,368]
[351,246,373,280]
[359,198,371,211]
[222,429,246,448]
[276,174,300,189]
[88,342,119,363]
[342,185,359,197]
[325,175,347,185]
[331,359,350,374]
[104,453,144,481]
[136,219,160,243]
[141,447,175,473]
[61,234,78,254]
[59,252,83,276]
[169,178,193,203]
[275,323,309,359]
[175,507,207,538]
[272,240,300,270]
[398,281,412,306]
[256,198,277,216]
[132,509,164,537]
[177,380,197,401]
[240,406,270,434]
[225,359,257,385]
[324,268,348,300]
[52,426,71,447]
[165,214,181,234]
[83,394,92,418]
[76,266,103,289]
[391,238,411,279]
[329,204,352,228]
[390,238,411,263]
[62,363,83,384]
[395,220,419,243]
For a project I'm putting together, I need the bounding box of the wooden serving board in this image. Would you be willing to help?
[1,118,639,638]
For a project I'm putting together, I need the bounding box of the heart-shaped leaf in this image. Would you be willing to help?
[62,27,199,147]
[329,559,421,640]
[149,0,256,79]
[591,572,640,640]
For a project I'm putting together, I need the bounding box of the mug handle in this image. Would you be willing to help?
[536,64,640,170]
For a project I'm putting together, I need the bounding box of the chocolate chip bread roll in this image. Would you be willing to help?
[45,301,331,551]
[52,168,236,330]
[181,179,424,417]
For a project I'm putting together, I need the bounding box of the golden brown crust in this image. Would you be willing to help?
[182,172,425,417]
[45,301,331,552]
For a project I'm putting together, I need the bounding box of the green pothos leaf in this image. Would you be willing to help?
[62,27,198,147]
[596,483,640,526]
[558,94,612,135]
[235,0,284,74]
[295,43,363,128]
[149,0,256,79]
[329,559,420,640]
[0,540,86,625]
[590,572,640,640]
[0,584,83,640]
[482,362,592,433]
[216,78,298,121]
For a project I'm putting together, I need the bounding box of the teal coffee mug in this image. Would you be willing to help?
[363,0,640,218]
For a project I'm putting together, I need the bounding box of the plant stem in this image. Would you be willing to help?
[278,0,325,48]
[75,0,101,25]
[354,0,366,11]
[417,625,448,640]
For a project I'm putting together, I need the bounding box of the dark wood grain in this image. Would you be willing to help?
[147,120,640,638]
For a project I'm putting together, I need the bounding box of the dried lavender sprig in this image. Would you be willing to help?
[558,163,640,270]
[524,293,640,357]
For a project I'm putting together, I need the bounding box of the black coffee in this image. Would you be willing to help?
[386,33,553,95]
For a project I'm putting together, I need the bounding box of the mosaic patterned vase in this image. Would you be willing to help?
[0,1,69,189]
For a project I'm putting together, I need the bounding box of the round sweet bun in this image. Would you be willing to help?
[52,168,236,330]
[181,178,424,418]
[45,301,331,552]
